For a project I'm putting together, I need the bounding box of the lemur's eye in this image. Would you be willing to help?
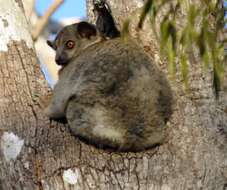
[66,40,75,49]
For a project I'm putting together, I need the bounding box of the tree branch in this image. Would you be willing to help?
[32,0,64,41]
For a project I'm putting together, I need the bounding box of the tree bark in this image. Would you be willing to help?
[87,0,227,189]
[0,0,227,190]
[22,0,35,20]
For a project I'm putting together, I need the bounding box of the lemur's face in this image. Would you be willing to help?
[47,26,78,66]
[93,0,106,8]
[47,22,97,66]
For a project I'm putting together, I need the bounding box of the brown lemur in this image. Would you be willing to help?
[45,21,173,151]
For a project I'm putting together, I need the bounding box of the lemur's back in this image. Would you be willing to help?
[54,38,173,151]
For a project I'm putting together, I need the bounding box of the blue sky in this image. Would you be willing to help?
[35,0,86,20]
[36,0,86,87]
[36,0,226,21]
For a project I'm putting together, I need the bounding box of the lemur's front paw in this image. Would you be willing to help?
[44,104,68,124]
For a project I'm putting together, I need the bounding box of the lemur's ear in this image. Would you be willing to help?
[77,22,97,39]
[47,40,57,50]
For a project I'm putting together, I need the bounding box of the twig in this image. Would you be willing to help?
[32,0,64,41]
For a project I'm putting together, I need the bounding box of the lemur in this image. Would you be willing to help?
[45,21,173,151]
[93,0,120,39]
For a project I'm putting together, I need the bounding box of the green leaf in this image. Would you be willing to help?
[121,19,131,41]
[167,38,176,78]
[187,5,199,28]
[197,28,206,57]
[138,0,153,29]
[180,54,189,90]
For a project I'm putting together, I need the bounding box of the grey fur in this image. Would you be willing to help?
[45,23,173,151]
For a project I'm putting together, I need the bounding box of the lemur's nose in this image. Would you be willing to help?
[55,56,67,66]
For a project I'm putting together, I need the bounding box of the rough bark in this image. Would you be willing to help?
[0,1,49,189]
[22,0,35,20]
[0,0,227,190]
[86,0,227,189]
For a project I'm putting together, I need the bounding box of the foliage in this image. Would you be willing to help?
[137,0,226,95]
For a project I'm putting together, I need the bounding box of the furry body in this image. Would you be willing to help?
[46,33,173,151]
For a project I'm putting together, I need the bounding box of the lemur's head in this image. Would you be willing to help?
[93,0,110,12]
[47,21,97,66]
[93,0,106,8]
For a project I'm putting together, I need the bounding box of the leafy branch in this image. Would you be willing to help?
[137,0,226,95]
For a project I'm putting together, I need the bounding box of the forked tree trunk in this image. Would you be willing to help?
[0,0,227,190]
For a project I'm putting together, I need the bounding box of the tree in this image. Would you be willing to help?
[22,0,65,86]
[0,0,227,190]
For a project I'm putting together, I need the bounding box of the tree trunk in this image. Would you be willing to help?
[22,0,35,20]
[86,0,227,189]
[0,0,227,190]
